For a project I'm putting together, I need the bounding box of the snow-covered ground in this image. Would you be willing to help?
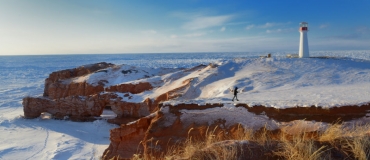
[177,57,370,108]
[1,51,370,159]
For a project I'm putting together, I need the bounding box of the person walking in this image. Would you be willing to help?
[232,87,239,101]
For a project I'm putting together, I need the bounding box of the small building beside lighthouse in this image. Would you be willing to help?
[299,22,309,58]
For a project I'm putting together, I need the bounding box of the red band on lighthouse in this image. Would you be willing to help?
[300,27,308,31]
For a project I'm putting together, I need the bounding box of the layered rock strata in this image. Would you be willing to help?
[23,62,207,121]
[23,62,157,121]
[44,62,114,98]
[102,102,370,159]
[236,103,370,122]
[21,59,370,159]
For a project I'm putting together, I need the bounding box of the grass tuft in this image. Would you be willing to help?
[121,121,370,160]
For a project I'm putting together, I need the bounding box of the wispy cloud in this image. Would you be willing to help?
[319,23,330,29]
[245,24,254,30]
[245,22,291,30]
[184,32,206,37]
[182,15,234,30]
[322,26,370,40]
[226,21,250,26]
[260,22,277,28]
[326,34,362,40]
[220,26,226,32]
[141,30,157,34]
[169,32,206,39]
[311,37,370,50]
[356,26,370,34]
[266,28,294,34]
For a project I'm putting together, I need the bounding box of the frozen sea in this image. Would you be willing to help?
[1,50,370,159]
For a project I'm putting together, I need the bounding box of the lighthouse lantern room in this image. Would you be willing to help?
[299,22,309,58]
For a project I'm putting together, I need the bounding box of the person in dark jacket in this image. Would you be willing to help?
[232,87,239,101]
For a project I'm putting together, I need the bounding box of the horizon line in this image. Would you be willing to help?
[2,49,369,56]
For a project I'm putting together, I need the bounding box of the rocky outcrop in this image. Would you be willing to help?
[44,69,154,100]
[104,93,154,118]
[24,61,211,122]
[23,95,105,121]
[22,60,370,159]
[103,103,231,159]
[23,62,161,121]
[102,113,155,159]
[102,102,370,159]
[45,81,105,100]
[236,103,370,122]
[23,92,154,121]
[106,82,153,94]
[44,62,114,98]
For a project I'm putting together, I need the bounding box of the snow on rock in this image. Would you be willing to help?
[44,62,114,99]
[20,57,370,159]
[179,104,279,130]
[102,57,370,159]
[74,64,181,87]
[36,57,370,115]
[106,101,370,159]
[22,63,209,122]
[23,95,105,120]
[170,57,370,108]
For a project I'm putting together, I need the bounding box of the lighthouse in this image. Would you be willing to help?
[298,22,309,58]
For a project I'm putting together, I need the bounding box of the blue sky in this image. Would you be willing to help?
[1,0,369,55]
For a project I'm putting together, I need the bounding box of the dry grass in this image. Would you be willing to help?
[274,133,328,160]
[125,122,370,160]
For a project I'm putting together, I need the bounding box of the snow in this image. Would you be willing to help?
[159,107,178,127]
[0,116,116,160]
[167,103,328,134]
[179,103,279,130]
[71,64,181,87]
[159,57,370,108]
[1,51,370,159]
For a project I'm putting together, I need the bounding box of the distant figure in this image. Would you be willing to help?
[232,87,239,101]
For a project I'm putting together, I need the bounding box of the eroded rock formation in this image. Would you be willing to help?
[103,113,155,159]
[102,102,370,159]
[236,104,370,122]
[44,62,114,98]
[106,82,153,94]
[23,62,157,121]
[23,95,105,121]
[22,60,370,159]
[23,62,207,121]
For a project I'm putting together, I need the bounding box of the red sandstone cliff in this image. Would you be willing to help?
[23,95,105,121]
[102,102,370,159]
[43,62,114,98]
[23,63,207,121]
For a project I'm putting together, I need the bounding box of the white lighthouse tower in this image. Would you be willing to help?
[298,22,309,58]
